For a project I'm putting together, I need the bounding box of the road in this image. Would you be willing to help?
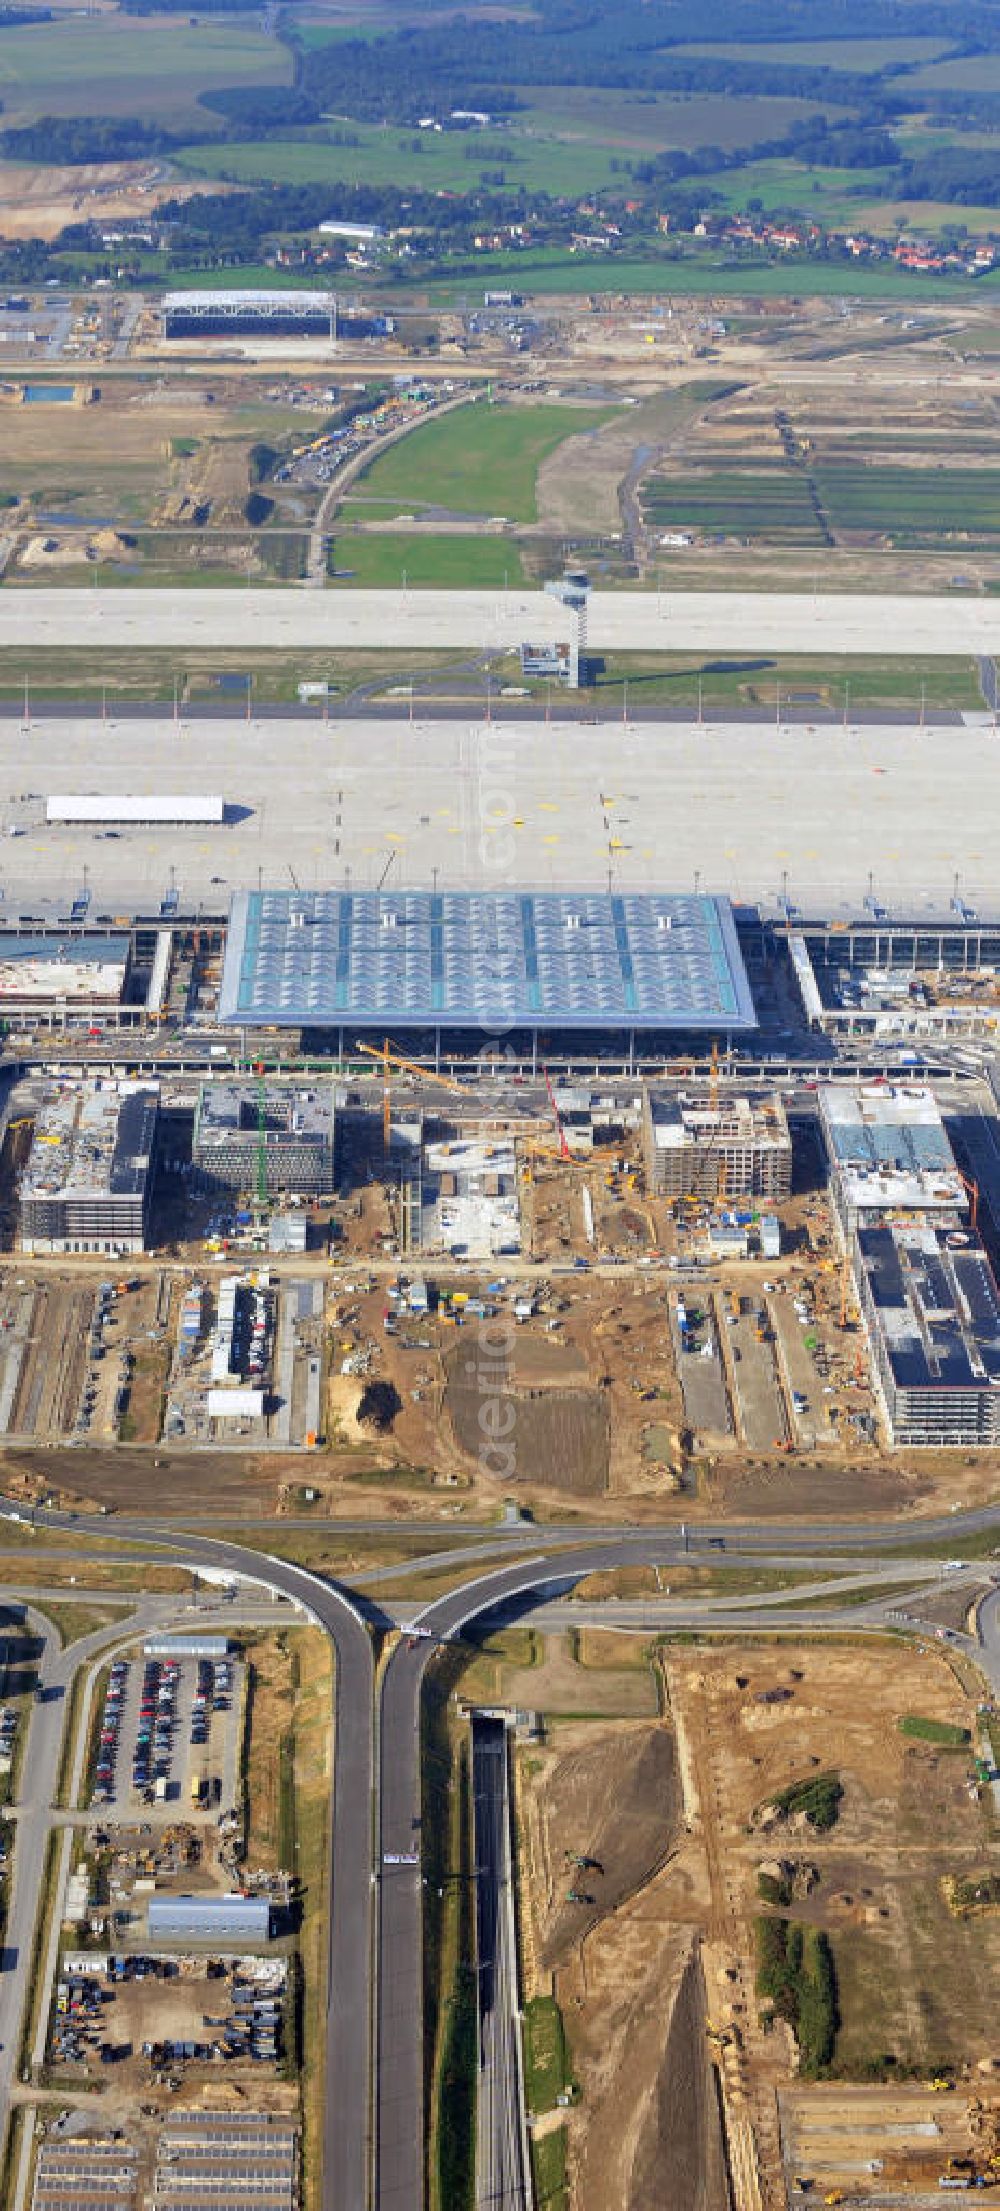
[1,586,1000,655]
[3,1500,1000,2211]
[0,1524,377,2211]
[471,1715,529,2211]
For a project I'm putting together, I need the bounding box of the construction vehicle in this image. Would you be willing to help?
[824,2194,845,2206]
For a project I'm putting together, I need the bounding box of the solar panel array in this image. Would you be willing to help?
[154,2114,298,2211]
[219,890,756,1033]
[33,2140,139,2211]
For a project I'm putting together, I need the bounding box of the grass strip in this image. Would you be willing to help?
[899,1714,971,1746]
[532,2126,569,2211]
[423,1649,476,2211]
[522,1995,570,2114]
[20,1829,60,2076]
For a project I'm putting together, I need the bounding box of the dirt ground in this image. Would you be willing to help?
[669,1638,1000,2195]
[0,160,230,239]
[0,379,305,526]
[517,1633,1000,2209]
[519,1714,727,2211]
[3,1443,284,1516]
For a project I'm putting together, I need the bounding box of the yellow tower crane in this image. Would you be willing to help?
[355,1038,473,1153]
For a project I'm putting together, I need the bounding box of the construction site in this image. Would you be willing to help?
[509,1626,1000,2211]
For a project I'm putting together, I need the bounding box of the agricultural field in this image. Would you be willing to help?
[643,457,1000,550]
[507,84,848,154]
[173,122,633,199]
[174,86,841,198]
[0,13,291,129]
[352,401,618,523]
[644,465,823,545]
[671,36,953,71]
[420,250,1000,306]
[637,373,1000,576]
[907,51,1000,91]
[686,151,1000,235]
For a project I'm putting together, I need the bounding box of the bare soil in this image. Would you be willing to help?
[0,160,229,240]
[630,1949,730,2211]
[520,1715,725,2211]
[534,1724,682,1967]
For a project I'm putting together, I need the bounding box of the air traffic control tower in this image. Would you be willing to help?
[521,569,591,688]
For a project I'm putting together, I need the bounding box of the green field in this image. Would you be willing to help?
[691,155,898,225]
[643,457,1000,548]
[175,123,628,197]
[354,401,617,522]
[175,87,844,197]
[585,653,983,711]
[643,466,824,544]
[329,531,526,586]
[907,52,1000,91]
[418,249,1000,305]
[0,12,290,127]
[511,84,846,152]
[684,153,999,236]
[816,463,1000,543]
[672,36,952,72]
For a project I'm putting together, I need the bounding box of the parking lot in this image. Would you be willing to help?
[51,1951,286,2081]
[720,1294,788,1452]
[92,1650,242,1818]
[769,1290,838,1448]
[669,1295,731,1441]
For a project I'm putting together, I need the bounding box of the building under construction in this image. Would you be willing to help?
[855,1221,1000,1447]
[19,1082,158,1255]
[193,1083,336,1199]
[818,1082,967,1234]
[642,1090,792,1200]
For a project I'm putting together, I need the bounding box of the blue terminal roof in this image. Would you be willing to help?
[218,890,757,1033]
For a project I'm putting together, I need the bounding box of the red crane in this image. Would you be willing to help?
[542,1062,572,1162]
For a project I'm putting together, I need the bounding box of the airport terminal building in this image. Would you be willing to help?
[218,888,757,1054]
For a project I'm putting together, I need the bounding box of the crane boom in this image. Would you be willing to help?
[541,1063,572,1161]
[355,1039,470,1098]
[355,1037,472,1155]
[957,1167,980,1231]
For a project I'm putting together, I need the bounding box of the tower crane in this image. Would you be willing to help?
[957,1167,980,1232]
[355,1038,472,1153]
[541,1063,572,1161]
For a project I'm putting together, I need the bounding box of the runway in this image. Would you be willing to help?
[0,585,997,654]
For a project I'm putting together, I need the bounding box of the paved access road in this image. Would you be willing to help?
[1,587,1000,655]
[4,1499,1000,2211]
[472,1715,529,2211]
[0,1597,170,2121]
[0,1520,376,2211]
